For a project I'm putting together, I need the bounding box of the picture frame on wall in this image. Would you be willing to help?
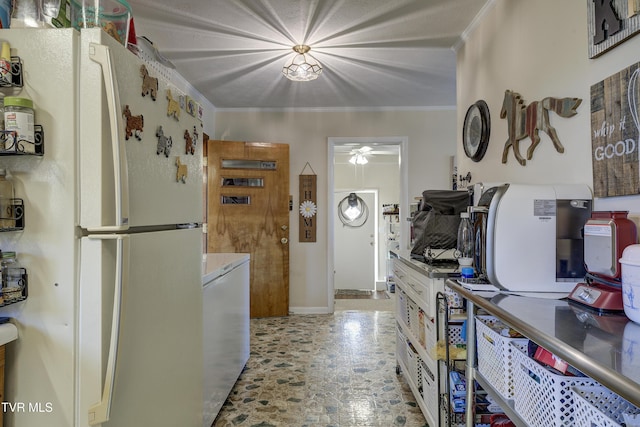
[588,0,640,58]
[590,61,640,197]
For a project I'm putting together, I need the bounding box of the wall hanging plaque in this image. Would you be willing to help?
[590,61,640,197]
[500,90,581,166]
[299,162,317,242]
[588,0,640,58]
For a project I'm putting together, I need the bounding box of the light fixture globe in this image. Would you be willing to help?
[282,45,322,82]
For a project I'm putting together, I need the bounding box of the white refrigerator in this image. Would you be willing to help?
[0,28,205,427]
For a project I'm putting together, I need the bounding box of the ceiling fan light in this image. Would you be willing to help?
[282,45,322,82]
[349,154,368,165]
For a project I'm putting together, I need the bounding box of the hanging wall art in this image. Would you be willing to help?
[299,162,317,242]
[590,61,640,197]
[588,0,640,58]
[500,90,581,166]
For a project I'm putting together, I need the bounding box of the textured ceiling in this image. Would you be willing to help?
[127,0,489,110]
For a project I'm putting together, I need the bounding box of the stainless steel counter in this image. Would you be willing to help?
[390,249,460,279]
[446,279,640,410]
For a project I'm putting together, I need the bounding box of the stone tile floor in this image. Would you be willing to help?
[212,309,429,427]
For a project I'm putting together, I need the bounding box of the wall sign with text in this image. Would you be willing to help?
[588,0,640,58]
[299,171,317,242]
[590,61,640,197]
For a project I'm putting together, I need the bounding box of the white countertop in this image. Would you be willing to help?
[391,249,460,278]
[0,322,17,346]
[202,253,250,284]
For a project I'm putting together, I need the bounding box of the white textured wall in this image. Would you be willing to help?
[213,109,456,312]
[456,0,640,217]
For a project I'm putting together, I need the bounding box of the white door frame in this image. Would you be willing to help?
[327,136,409,311]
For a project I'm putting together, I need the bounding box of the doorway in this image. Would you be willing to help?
[327,137,409,310]
[333,190,377,290]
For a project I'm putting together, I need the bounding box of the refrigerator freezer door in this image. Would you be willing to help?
[78,228,203,427]
[78,29,203,230]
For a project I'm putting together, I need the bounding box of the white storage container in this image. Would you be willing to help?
[511,343,599,426]
[573,386,640,427]
[620,244,640,324]
[475,315,528,400]
[406,341,421,390]
[396,326,408,370]
[396,289,410,327]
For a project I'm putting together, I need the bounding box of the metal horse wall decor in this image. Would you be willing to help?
[500,90,582,166]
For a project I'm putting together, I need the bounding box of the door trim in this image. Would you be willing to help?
[327,136,409,312]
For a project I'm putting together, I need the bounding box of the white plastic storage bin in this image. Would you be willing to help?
[430,323,466,361]
[396,326,408,370]
[396,289,410,327]
[444,286,464,316]
[511,343,599,426]
[420,359,438,421]
[406,341,421,390]
[408,299,420,339]
[573,386,640,427]
[475,315,528,400]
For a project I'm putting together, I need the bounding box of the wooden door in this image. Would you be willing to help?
[207,140,290,318]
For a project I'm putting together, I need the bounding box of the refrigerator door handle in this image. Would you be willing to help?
[88,42,130,232]
[88,234,129,425]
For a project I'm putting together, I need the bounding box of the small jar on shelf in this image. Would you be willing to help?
[0,169,14,229]
[1,251,25,303]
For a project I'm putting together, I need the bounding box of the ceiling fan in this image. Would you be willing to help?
[348,146,373,165]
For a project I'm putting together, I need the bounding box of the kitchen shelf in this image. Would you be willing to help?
[0,267,27,307]
[0,199,24,232]
[0,56,24,89]
[446,278,640,426]
[0,126,44,156]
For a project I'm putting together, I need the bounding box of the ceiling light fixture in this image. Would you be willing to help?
[348,154,369,165]
[282,45,322,82]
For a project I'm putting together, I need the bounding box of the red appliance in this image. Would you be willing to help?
[568,211,637,312]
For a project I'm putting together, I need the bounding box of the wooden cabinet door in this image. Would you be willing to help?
[207,140,290,318]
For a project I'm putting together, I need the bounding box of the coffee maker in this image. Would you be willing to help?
[472,183,592,295]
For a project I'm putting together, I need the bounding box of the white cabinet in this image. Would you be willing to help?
[392,251,459,427]
[202,253,250,427]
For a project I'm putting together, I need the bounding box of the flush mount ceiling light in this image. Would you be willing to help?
[282,45,322,82]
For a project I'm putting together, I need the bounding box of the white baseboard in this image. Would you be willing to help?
[289,306,333,315]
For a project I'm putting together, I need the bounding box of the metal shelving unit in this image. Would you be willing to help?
[0,55,33,308]
[446,278,640,427]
